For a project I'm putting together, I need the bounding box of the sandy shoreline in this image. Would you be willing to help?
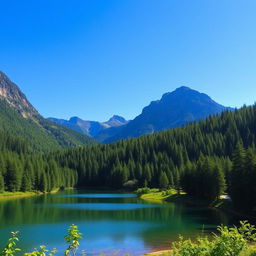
[143,249,172,256]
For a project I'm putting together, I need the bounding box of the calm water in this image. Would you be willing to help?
[0,190,236,255]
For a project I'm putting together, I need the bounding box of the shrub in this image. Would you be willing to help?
[64,224,82,256]
[1,225,82,256]
[135,187,151,195]
[1,231,21,256]
[171,221,256,256]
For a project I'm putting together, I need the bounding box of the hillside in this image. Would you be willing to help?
[51,104,256,212]
[0,72,96,152]
[50,103,250,189]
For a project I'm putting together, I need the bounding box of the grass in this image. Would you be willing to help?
[0,188,66,200]
[0,191,39,199]
[136,187,182,201]
[138,190,212,208]
[140,189,178,200]
[136,187,231,209]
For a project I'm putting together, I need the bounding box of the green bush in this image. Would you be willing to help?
[1,231,21,256]
[135,187,151,195]
[171,221,256,256]
[161,189,175,196]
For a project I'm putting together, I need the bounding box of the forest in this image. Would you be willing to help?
[0,130,77,193]
[1,104,256,213]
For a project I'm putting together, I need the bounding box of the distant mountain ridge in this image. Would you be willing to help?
[104,86,233,142]
[48,115,129,137]
[50,86,233,143]
[0,71,96,151]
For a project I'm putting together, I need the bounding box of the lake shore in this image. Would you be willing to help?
[0,191,41,199]
[0,188,68,200]
[138,189,256,221]
[138,189,207,206]
[139,189,225,209]
[144,249,172,256]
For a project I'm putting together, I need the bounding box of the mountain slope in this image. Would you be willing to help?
[104,86,232,143]
[48,115,129,138]
[0,72,96,151]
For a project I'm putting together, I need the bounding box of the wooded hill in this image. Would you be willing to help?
[1,99,256,213]
[0,100,96,152]
[0,129,77,193]
[52,104,256,212]
[0,71,96,152]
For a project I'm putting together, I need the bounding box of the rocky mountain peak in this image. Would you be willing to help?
[106,115,128,126]
[0,71,38,118]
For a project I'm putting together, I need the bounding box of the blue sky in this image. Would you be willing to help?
[1,0,256,121]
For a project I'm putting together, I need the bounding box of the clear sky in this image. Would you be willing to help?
[1,0,256,121]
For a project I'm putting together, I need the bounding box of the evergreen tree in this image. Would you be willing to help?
[159,171,169,190]
[210,165,226,202]
[5,160,21,192]
[39,172,48,192]
[230,143,246,208]
[0,172,4,192]
[21,172,32,192]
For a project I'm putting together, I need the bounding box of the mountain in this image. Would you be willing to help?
[0,72,39,119]
[48,115,129,138]
[105,115,128,127]
[103,86,233,143]
[47,86,232,143]
[0,71,96,151]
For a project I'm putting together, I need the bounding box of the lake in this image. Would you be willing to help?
[0,190,236,255]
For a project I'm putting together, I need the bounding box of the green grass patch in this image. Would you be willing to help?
[136,187,178,200]
[0,191,39,199]
[0,188,65,200]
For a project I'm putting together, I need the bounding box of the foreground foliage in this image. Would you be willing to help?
[1,224,81,256]
[1,222,256,256]
[170,221,256,256]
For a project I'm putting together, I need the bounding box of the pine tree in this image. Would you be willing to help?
[237,148,256,211]
[210,165,226,202]
[143,164,152,187]
[0,172,4,192]
[169,172,174,188]
[230,143,246,208]
[21,172,32,192]
[39,172,48,192]
[159,171,169,190]
[5,159,21,192]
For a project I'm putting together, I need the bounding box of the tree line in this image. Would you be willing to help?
[0,131,77,193]
[1,104,256,213]
[0,151,77,193]
[52,105,256,212]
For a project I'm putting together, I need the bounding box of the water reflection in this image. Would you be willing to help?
[59,193,137,198]
[52,203,161,211]
[0,190,237,255]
